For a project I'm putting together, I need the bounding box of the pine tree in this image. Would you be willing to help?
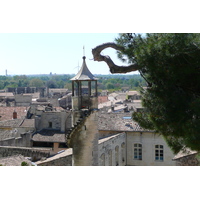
[93,33,200,153]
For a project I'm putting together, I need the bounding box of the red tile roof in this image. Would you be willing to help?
[0,107,28,121]
[32,130,66,143]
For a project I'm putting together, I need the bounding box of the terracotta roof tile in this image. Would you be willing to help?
[173,148,197,160]
[20,119,35,127]
[32,130,66,143]
[0,129,16,141]
[98,112,150,132]
[0,119,22,127]
[0,107,28,121]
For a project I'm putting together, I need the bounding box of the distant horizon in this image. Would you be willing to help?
[1,72,140,77]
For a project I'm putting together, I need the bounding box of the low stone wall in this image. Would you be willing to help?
[175,153,199,166]
[36,149,72,166]
[0,146,51,162]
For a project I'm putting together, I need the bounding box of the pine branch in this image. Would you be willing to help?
[92,42,140,74]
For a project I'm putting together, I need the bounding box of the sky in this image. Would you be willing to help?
[0,1,197,77]
[0,33,139,76]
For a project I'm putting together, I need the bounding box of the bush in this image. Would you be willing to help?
[21,161,29,166]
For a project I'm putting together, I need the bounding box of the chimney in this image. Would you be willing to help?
[13,110,17,119]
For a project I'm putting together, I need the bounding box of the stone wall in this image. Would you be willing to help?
[15,94,32,106]
[72,96,98,110]
[175,153,199,166]
[98,133,126,166]
[36,149,72,166]
[34,111,71,132]
[7,87,47,97]
[68,110,99,166]
[0,132,32,147]
[0,146,51,161]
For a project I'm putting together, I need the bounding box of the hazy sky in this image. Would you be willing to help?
[0,1,195,77]
[0,33,139,76]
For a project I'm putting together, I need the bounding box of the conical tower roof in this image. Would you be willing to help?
[71,56,97,81]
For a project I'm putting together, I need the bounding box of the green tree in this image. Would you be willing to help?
[92,33,200,153]
[64,82,72,90]
[106,82,114,90]
[46,80,57,88]
[29,78,44,87]
[0,81,4,89]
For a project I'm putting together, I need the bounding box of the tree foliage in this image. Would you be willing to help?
[93,33,200,153]
[0,74,145,92]
[117,33,200,153]
[29,78,45,87]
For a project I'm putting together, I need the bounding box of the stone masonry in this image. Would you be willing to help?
[0,146,51,161]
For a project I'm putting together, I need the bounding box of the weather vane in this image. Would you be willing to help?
[83,46,85,57]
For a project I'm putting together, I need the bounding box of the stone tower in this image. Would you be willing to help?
[67,56,99,166]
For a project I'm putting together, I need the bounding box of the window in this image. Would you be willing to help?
[134,143,142,160]
[122,116,132,120]
[155,145,164,161]
[108,150,112,166]
[48,122,52,128]
[115,146,119,166]
[100,153,105,166]
[121,142,125,163]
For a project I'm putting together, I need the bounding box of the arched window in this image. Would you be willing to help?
[155,145,164,161]
[108,150,112,166]
[115,146,119,166]
[121,142,126,163]
[134,143,142,160]
[100,153,105,166]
